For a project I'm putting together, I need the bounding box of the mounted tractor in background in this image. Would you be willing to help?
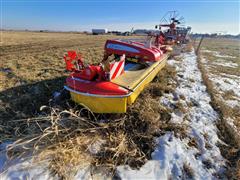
[155,11,191,44]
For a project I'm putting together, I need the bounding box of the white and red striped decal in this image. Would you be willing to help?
[159,49,163,56]
[110,55,125,80]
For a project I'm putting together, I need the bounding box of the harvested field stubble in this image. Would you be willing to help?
[196,46,240,180]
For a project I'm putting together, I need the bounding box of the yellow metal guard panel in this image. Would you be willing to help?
[70,92,128,113]
[112,54,169,90]
[127,57,167,104]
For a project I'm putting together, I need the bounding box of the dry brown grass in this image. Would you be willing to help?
[188,137,198,149]
[0,31,142,122]
[194,37,240,59]
[5,102,151,178]
[0,31,182,178]
[197,53,240,143]
[3,67,182,178]
[196,37,240,143]
[0,31,199,179]
[196,49,240,180]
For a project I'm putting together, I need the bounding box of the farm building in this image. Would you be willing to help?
[92,29,108,35]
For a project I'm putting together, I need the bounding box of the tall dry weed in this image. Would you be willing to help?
[4,64,181,179]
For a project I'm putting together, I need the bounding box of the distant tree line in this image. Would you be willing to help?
[191,33,240,39]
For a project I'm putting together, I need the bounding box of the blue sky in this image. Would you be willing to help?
[1,0,240,34]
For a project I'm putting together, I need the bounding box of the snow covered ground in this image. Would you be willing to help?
[201,49,240,136]
[0,51,226,179]
[211,59,238,68]
[201,50,240,106]
[210,75,240,98]
[201,49,237,59]
[117,51,226,179]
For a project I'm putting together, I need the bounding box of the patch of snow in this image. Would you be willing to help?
[201,57,208,64]
[0,143,95,179]
[217,94,240,109]
[117,51,226,179]
[211,59,239,68]
[225,118,240,136]
[210,75,240,97]
[167,59,177,66]
[220,73,240,80]
[224,118,240,145]
[0,143,54,179]
[213,53,237,59]
[118,133,222,180]
[0,143,8,172]
[226,100,240,108]
[53,91,61,99]
[88,139,105,155]
[202,50,237,59]
[201,49,213,53]
[201,58,240,108]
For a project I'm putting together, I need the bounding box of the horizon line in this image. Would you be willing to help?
[1,28,240,36]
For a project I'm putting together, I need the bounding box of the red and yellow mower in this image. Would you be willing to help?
[63,34,172,113]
